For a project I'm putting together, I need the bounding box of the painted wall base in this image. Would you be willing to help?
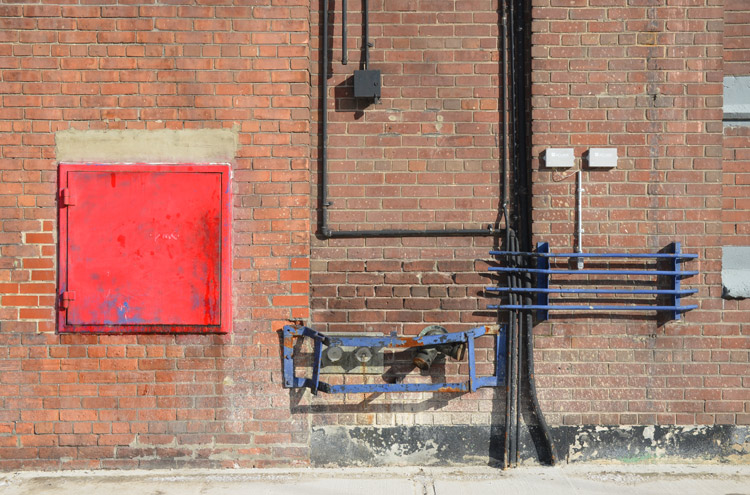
[311,425,750,466]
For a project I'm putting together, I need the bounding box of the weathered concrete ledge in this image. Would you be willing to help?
[722,246,750,299]
[55,128,239,163]
[311,425,750,466]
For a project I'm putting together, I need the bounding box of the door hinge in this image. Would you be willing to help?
[61,291,76,309]
[60,188,75,207]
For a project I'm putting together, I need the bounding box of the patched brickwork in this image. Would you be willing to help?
[0,0,748,470]
[529,0,748,427]
[307,0,504,427]
[0,1,311,469]
[725,0,750,76]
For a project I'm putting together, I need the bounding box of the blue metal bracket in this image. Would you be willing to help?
[488,242,698,321]
[282,324,507,394]
[536,241,550,320]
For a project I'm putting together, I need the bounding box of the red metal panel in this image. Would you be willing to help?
[58,163,231,334]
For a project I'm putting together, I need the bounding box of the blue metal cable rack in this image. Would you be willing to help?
[282,324,506,395]
[486,242,698,321]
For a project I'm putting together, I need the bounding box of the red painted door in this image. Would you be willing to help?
[58,164,231,334]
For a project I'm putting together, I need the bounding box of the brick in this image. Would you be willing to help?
[0,0,743,469]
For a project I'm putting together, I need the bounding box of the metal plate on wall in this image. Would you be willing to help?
[58,163,232,334]
[319,333,384,375]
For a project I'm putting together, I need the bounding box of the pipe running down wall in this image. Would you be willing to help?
[316,0,556,466]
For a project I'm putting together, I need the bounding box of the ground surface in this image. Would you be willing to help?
[2,465,750,495]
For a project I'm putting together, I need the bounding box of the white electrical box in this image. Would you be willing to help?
[544,148,575,168]
[588,148,618,168]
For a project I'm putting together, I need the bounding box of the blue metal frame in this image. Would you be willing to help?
[536,241,550,320]
[671,242,683,321]
[488,242,698,321]
[282,324,507,394]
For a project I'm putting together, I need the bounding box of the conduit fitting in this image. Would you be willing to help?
[412,325,466,371]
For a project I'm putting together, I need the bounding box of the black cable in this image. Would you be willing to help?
[511,0,557,466]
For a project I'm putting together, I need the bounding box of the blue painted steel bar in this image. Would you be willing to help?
[489,266,698,276]
[281,325,506,394]
[285,325,332,346]
[536,242,550,320]
[467,334,477,392]
[672,242,682,321]
[490,250,698,259]
[485,287,698,295]
[329,329,476,349]
[488,304,699,311]
[283,347,296,388]
[327,382,470,394]
[310,338,323,395]
[488,242,698,323]
[495,332,506,382]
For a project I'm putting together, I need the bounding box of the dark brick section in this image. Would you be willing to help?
[311,424,750,466]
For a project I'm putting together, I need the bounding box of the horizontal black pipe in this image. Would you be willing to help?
[323,227,499,238]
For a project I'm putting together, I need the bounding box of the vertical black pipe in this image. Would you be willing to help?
[512,0,557,466]
[512,233,523,467]
[501,0,511,468]
[502,1,510,249]
[512,0,529,253]
[342,0,348,65]
[363,0,370,69]
[320,0,331,237]
[505,233,517,468]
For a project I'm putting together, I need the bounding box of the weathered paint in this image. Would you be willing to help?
[58,163,232,334]
[722,246,750,298]
[310,425,750,467]
[282,325,505,394]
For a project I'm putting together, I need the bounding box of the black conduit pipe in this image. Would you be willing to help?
[501,1,512,467]
[501,1,510,243]
[342,0,347,65]
[511,0,557,466]
[318,0,498,239]
[508,0,522,467]
[321,0,331,238]
[363,0,370,69]
[325,228,496,238]
[504,230,517,468]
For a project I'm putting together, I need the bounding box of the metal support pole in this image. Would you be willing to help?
[342,0,348,65]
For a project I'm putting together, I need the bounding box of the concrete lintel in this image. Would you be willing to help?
[722,246,750,299]
[724,76,750,126]
[55,128,239,164]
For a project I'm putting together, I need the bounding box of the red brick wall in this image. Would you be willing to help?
[725,0,750,76]
[722,127,750,247]
[0,1,311,469]
[308,0,504,426]
[721,1,750,421]
[1,0,748,470]
[530,0,748,426]
[722,1,750,247]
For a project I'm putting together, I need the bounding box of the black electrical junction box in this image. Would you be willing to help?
[353,69,381,99]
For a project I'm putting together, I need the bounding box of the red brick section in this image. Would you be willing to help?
[722,126,750,247]
[721,5,750,427]
[529,0,749,427]
[725,0,750,76]
[722,2,750,247]
[0,1,310,469]
[309,0,504,425]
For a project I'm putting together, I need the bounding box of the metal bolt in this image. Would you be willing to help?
[354,347,373,364]
[325,346,344,363]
